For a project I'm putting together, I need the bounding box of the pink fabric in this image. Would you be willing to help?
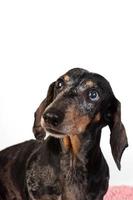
[104,186,133,200]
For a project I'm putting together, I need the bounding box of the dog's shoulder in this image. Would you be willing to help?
[0,140,39,167]
[0,140,41,199]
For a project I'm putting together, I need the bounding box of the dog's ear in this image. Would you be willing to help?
[33,82,55,140]
[105,97,128,170]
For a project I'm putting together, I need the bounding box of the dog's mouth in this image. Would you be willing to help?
[41,117,68,138]
[46,128,66,138]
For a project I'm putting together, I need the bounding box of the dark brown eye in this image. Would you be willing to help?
[56,79,64,89]
[88,90,99,101]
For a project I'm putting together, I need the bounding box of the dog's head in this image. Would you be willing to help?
[33,68,128,170]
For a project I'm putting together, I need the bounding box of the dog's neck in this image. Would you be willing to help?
[59,128,104,200]
[61,135,81,155]
[60,126,102,165]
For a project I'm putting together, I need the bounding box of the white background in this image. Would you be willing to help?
[0,1,133,186]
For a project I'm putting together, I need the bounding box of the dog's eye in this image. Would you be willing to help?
[88,90,99,101]
[56,79,64,90]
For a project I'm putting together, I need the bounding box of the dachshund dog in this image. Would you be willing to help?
[0,68,128,200]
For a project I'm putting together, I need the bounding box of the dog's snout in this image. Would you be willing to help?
[44,110,64,127]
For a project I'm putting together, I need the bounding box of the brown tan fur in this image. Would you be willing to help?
[63,135,81,156]
[64,105,91,136]
[63,136,71,151]
[93,113,101,123]
[70,135,81,156]
[64,75,70,82]
[85,80,95,88]
[62,106,92,156]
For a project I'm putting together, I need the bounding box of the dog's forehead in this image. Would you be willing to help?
[59,68,113,94]
[62,68,91,87]
[62,68,111,91]
[64,68,88,81]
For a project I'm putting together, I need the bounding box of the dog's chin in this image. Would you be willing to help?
[46,128,66,139]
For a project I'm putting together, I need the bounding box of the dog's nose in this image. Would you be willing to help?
[43,110,63,127]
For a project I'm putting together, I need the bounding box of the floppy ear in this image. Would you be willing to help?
[33,82,55,140]
[106,97,128,170]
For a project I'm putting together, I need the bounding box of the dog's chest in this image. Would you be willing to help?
[60,153,90,200]
[26,161,61,200]
[26,154,90,200]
